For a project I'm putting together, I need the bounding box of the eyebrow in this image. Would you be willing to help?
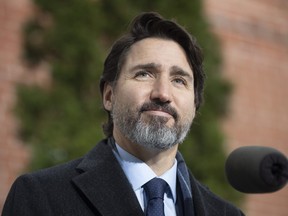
[170,65,194,82]
[130,63,161,72]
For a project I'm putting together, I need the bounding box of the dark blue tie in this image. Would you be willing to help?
[143,178,168,216]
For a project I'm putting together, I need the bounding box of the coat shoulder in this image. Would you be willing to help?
[190,173,245,216]
[26,157,83,182]
[1,141,109,216]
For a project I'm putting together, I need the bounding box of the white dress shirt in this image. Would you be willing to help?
[113,143,177,216]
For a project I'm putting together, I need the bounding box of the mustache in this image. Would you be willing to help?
[140,102,178,120]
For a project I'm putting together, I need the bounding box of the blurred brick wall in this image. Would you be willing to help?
[0,0,31,211]
[204,0,288,215]
[0,0,51,211]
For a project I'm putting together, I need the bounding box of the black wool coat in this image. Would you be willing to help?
[2,139,245,216]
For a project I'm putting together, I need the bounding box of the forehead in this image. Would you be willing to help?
[122,38,193,74]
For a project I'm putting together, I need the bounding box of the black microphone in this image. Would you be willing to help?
[225,146,288,193]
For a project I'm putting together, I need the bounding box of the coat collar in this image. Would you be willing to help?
[72,138,144,216]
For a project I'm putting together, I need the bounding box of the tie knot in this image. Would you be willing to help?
[143,178,168,200]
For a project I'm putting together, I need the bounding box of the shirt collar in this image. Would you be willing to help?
[113,143,178,203]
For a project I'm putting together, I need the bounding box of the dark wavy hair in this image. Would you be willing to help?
[100,12,205,137]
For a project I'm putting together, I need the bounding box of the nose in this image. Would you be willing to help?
[150,78,172,103]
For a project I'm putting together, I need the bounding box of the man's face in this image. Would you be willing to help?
[103,38,196,150]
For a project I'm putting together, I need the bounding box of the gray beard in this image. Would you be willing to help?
[112,104,191,150]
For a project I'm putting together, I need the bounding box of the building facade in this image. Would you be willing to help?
[0,0,31,210]
[204,0,288,215]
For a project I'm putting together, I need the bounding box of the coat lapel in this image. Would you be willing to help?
[176,152,196,216]
[72,139,144,216]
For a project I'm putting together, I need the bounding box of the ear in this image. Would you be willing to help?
[191,105,196,120]
[192,106,196,119]
[102,82,114,111]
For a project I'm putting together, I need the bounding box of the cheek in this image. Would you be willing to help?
[177,96,195,118]
[183,107,195,121]
[125,83,149,101]
[115,85,147,109]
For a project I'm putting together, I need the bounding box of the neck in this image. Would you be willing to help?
[143,147,178,176]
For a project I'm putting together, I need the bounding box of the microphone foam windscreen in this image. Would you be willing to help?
[225,146,288,193]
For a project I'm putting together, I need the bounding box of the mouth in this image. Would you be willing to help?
[143,109,173,118]
[140,103,178,120]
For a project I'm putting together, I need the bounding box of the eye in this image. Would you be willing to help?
[134,71,152,80]
[172,77,187,86]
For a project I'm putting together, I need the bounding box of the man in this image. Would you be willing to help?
[2,12,244,216]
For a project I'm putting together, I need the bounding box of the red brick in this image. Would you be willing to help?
[205,0,288,215]
[0,0,33,211]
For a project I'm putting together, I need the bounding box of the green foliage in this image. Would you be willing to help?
[18,0,242,205]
